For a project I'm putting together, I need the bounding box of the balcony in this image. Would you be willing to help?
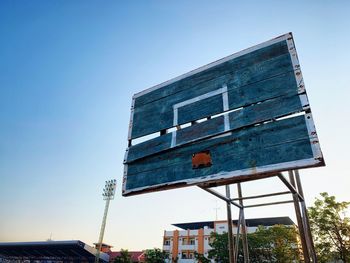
[179,244,196,250]
[163,245,171,251]
[164,231,174,237]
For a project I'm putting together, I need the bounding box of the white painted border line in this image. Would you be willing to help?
[222,84,230,131]
[286,35,305,93]
[123,148,129,164]
[170,130,177,148]
[133,33,292,99]
[286,35,323,161]
[122,164,128,193]
[127,98,136,140]
[122,157,321,195]
[173,86,227,109]
[304,113,323,160]
[299,93,309,109]
[171,86,228,148]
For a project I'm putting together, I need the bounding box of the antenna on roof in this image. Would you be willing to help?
[47,233,53,241]
[214,201,220,221]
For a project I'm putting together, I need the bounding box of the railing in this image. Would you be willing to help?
[179,244,196,250]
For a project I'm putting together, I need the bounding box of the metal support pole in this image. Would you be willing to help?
[277,174,304,201]
[199,186,242,209]
[237,183,249,263]
[231,191,290,201]
[199,173,315,263]
[226,185,235,263]
[288,171,310,263]
[95,198,110,263]
[234,209,242,263]
[294,170,318,263]
[95,199,111,263]
[243,200,294,208]
[95,179,116,263]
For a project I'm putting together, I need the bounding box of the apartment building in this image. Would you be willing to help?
[163,217,294,262]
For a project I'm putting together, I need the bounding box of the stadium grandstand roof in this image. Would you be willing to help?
[0,240,109,262]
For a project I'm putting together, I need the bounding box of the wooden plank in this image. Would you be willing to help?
[130,44,295,139]
[127,115,313,175]
[124,115,318,192]
[125,138,317,194]
[134,40,289,107]
[126,94,304,163]
[177,69,299,126]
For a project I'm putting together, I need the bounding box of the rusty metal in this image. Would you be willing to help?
[226,185,235,263]
[234,208,242,263]
[231,190,290,201]
[237,183,249,263]
[200,172,317,263]
[199,186,242,209]
[277,174,304,201]
[289,171,310,263]
[192,151,212,169]
[244,200,294,208]
[294,170,318,262]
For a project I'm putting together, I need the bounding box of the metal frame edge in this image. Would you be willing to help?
[122,157,322,196]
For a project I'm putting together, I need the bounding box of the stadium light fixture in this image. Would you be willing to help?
[95,179,116,263]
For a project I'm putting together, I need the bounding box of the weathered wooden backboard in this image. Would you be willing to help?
[122,32,324,196]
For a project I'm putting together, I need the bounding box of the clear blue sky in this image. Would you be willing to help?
[0,0,349,250]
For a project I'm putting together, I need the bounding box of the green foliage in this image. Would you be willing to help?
[197,225,301,263]
[144,248,169,263]
[308,192,350,262]
[114,249,132,263]
[261,225,300,262]
[207,232,230,262]
[243,225,301,262]
[194,251,210,263]
[244,225,276,262]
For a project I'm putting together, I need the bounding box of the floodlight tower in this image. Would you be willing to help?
[95,179,116,263]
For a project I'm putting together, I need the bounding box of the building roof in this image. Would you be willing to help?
[0,240,109,262]
[172,216,295,230]
[94,242,113,248]
[109,251,144,262]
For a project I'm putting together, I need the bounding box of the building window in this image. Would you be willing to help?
[188,252,194,259]
[189,238,195,245]
[182,252,187,259]
[164,239,170,245]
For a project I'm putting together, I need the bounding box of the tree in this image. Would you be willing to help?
[194,251,210,263]
[244,225,276,262]
[263,225,301,262]
[144,248,169,263]
[308,192,350,262]
[197,224,301,263]
[207,232,230,262]
[240,225,301,263]
[114,249,132,263]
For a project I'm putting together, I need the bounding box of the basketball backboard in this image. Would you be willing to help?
[122,32,324,196]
